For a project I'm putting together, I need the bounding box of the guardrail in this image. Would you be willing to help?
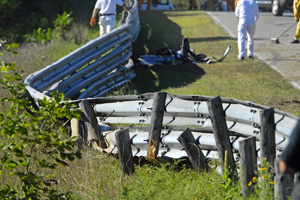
[24,0,140,102]
[21,4,298,198]
[23,0,298,161]
[77,92,297,160]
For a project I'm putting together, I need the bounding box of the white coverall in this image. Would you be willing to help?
[235,0,259,59]
[94,0,125,36]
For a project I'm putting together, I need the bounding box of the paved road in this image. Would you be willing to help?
[207,11,300,90]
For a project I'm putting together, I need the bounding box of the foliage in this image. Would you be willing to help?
[218,151,239,200]
[121,161,217,200]
[251,158,274,199]
[0,0,21,20]
[0,42,81,199]
[24,28,54,44]
[53,11,74,40]
[24,11,74,44]
[2,8,300,200]
[0,0,91,42]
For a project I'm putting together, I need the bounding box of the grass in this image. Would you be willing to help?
[129,10,300,116]
[1,9,300,199]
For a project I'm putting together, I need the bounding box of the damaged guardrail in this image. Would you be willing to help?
[69,92,298,198]
[69,92,297,161]
[20,3,298,197]
[24,0,140,101]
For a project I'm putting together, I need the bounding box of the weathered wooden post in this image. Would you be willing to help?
[177,128,208,173]
[116,128,135,175]
[79,100,107,149]
[70,118,85,148]
[239,136,257,197]
[274,159,294,200]
[260,108,276,168]
[147,92,167,162]
[207,96,235,177]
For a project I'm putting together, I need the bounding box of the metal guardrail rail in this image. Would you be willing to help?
[24,0,140,102]
[83,92,298,160]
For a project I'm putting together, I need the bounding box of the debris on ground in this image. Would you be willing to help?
[138,38,231,66]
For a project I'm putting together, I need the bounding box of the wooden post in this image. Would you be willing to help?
[70,118,81,139]
[116,128,135,175]
[79,100,107,149]
[147,92,167,162]
[274,159,294,200]
[260,108,275,168]
[207,96,235,177]
[239,136,257,197]
[20,89,39,115]
[70,117,86,149]
[177,128,208,173]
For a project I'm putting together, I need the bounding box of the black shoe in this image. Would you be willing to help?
[290,39,299,44]
[238,56,244,61]
[248,55,254,59]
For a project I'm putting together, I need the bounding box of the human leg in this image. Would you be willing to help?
[290,21,300,43]
[99,16,107,36]
[237,20,246,59]
[99,24,105,36]
[106,15,117,33]
[293,21,300,40]
[246,20,256,58]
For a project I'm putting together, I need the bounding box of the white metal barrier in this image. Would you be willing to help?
[23,1,298,161]
[24,0,140,101]
[86,92,298,160]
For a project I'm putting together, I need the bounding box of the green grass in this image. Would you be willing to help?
[2,9,299,199]
[71,10,295,199]
[129,10,300,116]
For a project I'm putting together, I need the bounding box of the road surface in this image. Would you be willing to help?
[208,11,300,90]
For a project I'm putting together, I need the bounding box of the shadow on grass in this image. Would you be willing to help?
[132,11,184,61]
[131,11,205,93]
[132,63,205,93]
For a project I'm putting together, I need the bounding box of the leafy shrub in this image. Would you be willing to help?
[252,158,274,199]
[24,11,74,44]
[53,11,74,40]
[0,42,81,199]
[24,28,53,44]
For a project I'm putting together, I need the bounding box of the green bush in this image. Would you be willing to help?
[24,28,53,44]
[0,0,93,42]
[53,11,74,40]
[0,42,81,199]
[24,11,73,44]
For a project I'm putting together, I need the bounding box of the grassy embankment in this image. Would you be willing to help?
[130,11,300,116]
[2,10,300,199]
[63,10,300,199]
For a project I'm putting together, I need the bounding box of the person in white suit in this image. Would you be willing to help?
[235,0,259,60]
[90,0,130,36]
